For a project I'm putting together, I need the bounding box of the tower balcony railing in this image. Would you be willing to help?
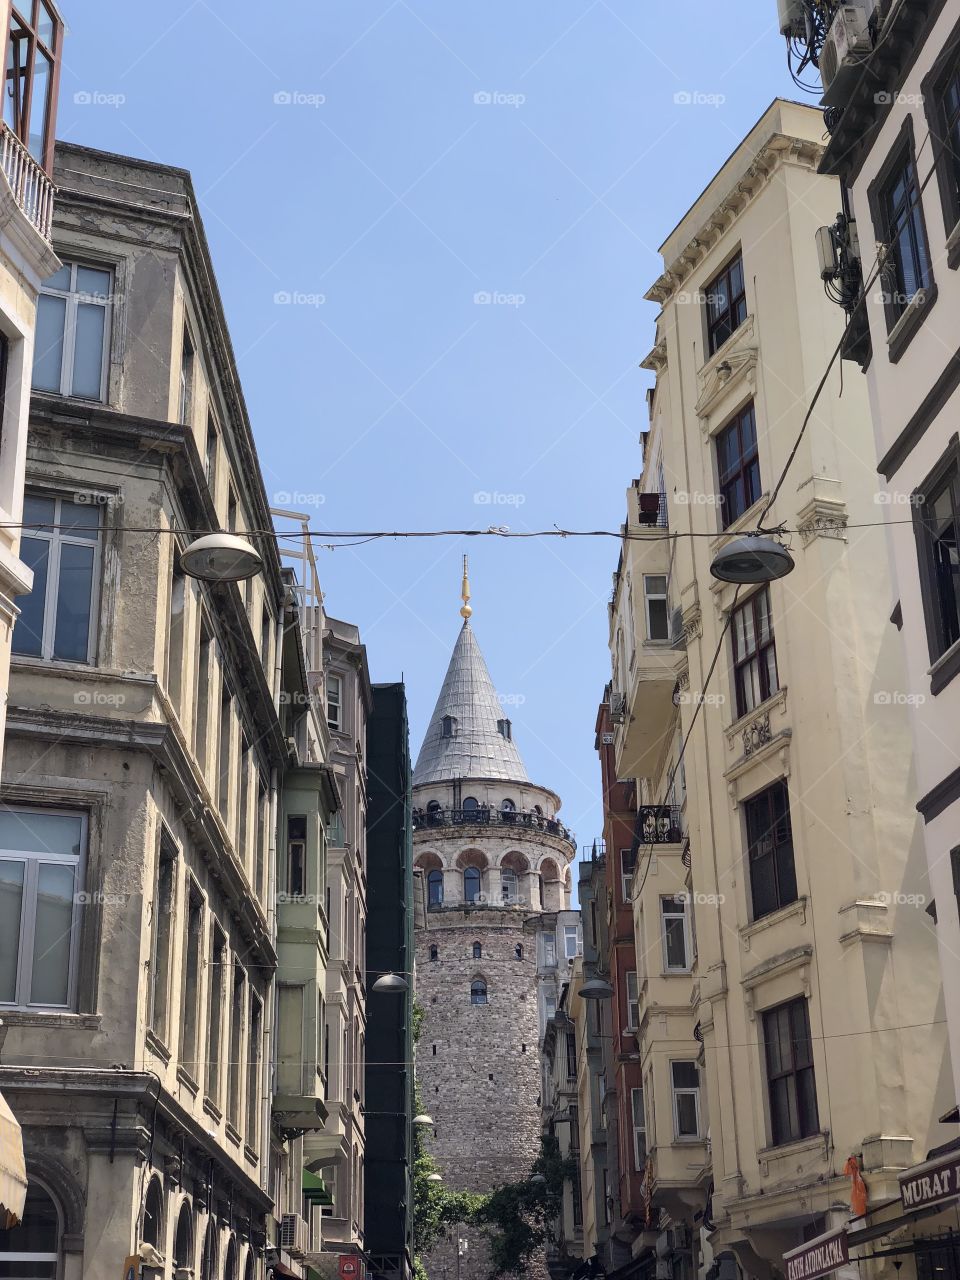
[412,804,575,849]
[0,124,55,242]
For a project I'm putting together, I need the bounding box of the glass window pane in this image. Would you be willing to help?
[0,810,82,856]
[32,293,66,391]
[645,576,667,595]
[23,494,56,527]
[648,598,668,639]
[675,1092,698,1135]
[52,541,95,661]
[672,1060,698,1089]
[27,48,50,160]
[75,267,111,300]
[38,4,57,47]
[12,535,48,657]
[71,303,106,399]
[58,499,99,537]
[44,263,71,291]
[663,916,686,968]
[30,861,76,1005]
[0,860,24,1001]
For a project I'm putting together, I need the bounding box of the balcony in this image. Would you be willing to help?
[412,805,575,849]
[0,124,55,242]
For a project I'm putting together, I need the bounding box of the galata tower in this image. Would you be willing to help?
[412,563,576,1280]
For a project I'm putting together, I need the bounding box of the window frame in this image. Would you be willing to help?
[470,977,487,1005]
[14,490,102,664]
[34,258,113,401]
[745,780,797,922]
[923,18,960,260]
[427,868,443,908]
[660,896,690,973]
[630,1086,647,1169]
[326,672,342,731]
[670,1059,701,1140]
[704,251,747,357]
[0,805,87,1012]
[762,996,819,1146]
[148,827,178,1043]
[463,865,481,903]
[731,586,779,719]
[625,969,639,1031]
[643,574,669,641]
[716,401,761,528]
[563,924,580,960]
[913,437,960,685]
[620,847,637,902]
[4,1,63,172]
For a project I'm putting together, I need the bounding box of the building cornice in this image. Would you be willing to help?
[645,134,824,307]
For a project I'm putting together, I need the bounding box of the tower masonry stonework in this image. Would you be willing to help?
[412,602,576,1280]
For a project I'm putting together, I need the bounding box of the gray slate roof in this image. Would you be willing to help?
[413,621,530,786]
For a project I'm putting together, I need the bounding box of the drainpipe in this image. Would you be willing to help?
[260,609,285,1197]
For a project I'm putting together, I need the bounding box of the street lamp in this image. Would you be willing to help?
[710,534,795,584]
[579,978,614,1000]
[372,972,409,993]
[426,1173,443,1183]
[530,1174,547,1185]
[413,1114,434,1127]
[180,532,263,583]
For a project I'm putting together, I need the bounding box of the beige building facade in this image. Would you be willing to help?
[609,98,953,1280]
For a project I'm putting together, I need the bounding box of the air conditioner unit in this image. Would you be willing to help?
[279,1212,309,1256]
[820,2,876,106]
[610,693,627,724]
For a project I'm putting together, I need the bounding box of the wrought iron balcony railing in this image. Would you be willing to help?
[412,804,576,848]
[0,124,55,242]
[635,804,684,845]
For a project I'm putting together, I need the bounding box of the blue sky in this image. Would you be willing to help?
[57,2,794,849]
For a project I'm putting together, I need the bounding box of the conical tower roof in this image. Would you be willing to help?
[413,621,530,786]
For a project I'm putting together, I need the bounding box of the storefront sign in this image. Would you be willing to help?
[784,1228,849,1280]
[899,1150,960,1211]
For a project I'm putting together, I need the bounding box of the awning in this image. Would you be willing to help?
[0,1091,27,1225]
[303,1167,334,1206]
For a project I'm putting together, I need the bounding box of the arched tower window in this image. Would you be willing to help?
[472,941,482,959]
[0,1185,60,1277]
[462,796,479,814]
[427,869,443,908]
[224,1238,238,1280]
[142,1177,164,1247]
[471,978,488,1005]
[173,1202,193,1270]
[501,868,518,903]
[200,1220,218,1280]
[464,866,481,903]
[501,798,516,812]
[515,943,523,960]
[429,944,439,962]
[441,715,458,738]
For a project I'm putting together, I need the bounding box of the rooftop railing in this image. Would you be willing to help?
[0,124,55,242]
[412,804,576,849]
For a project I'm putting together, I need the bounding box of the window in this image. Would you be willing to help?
[427,869,443,908]
[563,925,580,959]
[625,970,639,1030]
[180,885,203,1081]
[429,944,439,961]
[166,564,187,711]
[745,781,797,921]
[915,452,960,663]
[0,1184,60,1277]
[207,924,226,1106]
[543,932,557,967]
[179,327,195,424]
[462,795,479,814]
[204,413,219,488]
[441,714,457,738]
[195,624,212,769]
[247,992,262,1150]
[643,575,669,640]
[916,1240,960,1280]
[660,896,690,972]
[327,673,342,730]
[228,965,245,1128]
[497,717,512,739]
[566,1030,577,1079]
[515,943,523,960]
[286,814,307,897]
[33,260,112,400]
[717,402,761,527]
[501,798,516,812]
[620,847,637,901]
[0,808,84,1009]
[732,587,779,718]
[544,991,557,1021]
[472,940,482,959]
[142,1178,164,1249]
[704,252,747,355]
[463,866,481,903]
[762,997,818,1145]
[217,684,232,821]
[671,1061,701,1138]
[3,3,63,168]
[876,138,932,326]
[631,1086,647,1169]
[14,493,101,662]
[173,1202,193,1271]
[501,868,518,902]
[471,978,487,1005]
[149,832,177,1041]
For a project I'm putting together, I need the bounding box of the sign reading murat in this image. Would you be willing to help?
[783,1228,849,1280]
[899,1150,960,1211]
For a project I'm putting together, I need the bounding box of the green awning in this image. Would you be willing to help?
[303,1167,333,1206]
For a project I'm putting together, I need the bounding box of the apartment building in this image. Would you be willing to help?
[608,97,952,1280]
[542,993,585,1280]
[0,143,334,1278]
[306,616,373,1273]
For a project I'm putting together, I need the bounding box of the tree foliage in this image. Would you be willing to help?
[473,1136,575,1278]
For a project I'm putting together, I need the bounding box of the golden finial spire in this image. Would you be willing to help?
[460,554,473,620]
